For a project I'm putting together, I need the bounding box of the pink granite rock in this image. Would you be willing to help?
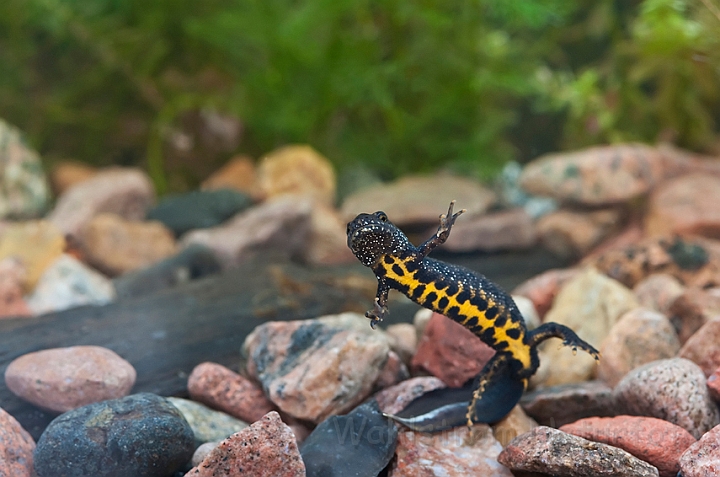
[187,362,275,424]
[0,406,35,477]
[679,318,720,377]
[669,287,720,343]
[185,411,305,477]
[646,173,720,238]
[385,323,418,365]
[498,426,659,476]
[390,424,512,477]
[302,201,355,265]
[598,307,680,387]
[243,319,389,423]
[374,376,446,415]
[411,312,495,387]
[48,167,155,240]
[614,358,720,438]
[181,197,312,270]
[519,143,674,206]
[4,345,136,413]
[560,416,696,477]
[439,208,537,252]
[678,423,720,476]
[633,273,685,315]
[512,268,579,319]
[373,350,409,390]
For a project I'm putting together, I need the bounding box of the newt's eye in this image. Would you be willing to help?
[377,212,388,222]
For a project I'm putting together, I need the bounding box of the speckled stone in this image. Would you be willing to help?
[167,397,248,445]
[520,381,615,427]
[0,405,35,477]
[633,273,685,315]
[598,307,680,387]
[187,362,275,424]
[33,393,195,477]
[561,416,696,477]
[300,400,397,477]
[512,267,579,319]
[390,424,512,477]
[244,319,389,423]
[5,345,136,413]
[679,423,720,477]
[614,358,720,438]
[185,411,305,477]
[498,426,659,476]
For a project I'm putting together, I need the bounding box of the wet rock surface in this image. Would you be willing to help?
[300,400,397,477]
[498,426,660,477]
[614,358,720,438]
[560,416,696,477]
[33,393,194,477]
[186,411,305,477]
[5,345,136,413]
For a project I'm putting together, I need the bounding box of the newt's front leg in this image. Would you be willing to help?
[366,279,390,329]
[417,200,466,258]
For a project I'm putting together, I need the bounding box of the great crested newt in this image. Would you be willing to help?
[346,201,599,431]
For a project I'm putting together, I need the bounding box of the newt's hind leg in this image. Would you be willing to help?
[465,353,524,427]
[527,322,600,360]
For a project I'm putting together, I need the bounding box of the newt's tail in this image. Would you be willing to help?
[384,358,525,432]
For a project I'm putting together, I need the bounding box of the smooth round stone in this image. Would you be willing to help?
[5,345,136,413]
[34,393,194,477]
[167,397,248,445]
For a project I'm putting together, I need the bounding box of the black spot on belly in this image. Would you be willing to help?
[485,306,498,319]
[494,341,509,350]
[457,290,471,304]
[405,260,419,272]
[396,282,410,295]
[494,313,506,328]
[475,297,488,311]
[506,328,521,340]
[411,284,426,300]
[437,296,449,310]
[425,292,438,306]
[435,280,448,290]
[383,255,394,264]
[392,264,404,276]
[446,306,460,318]
[446,282,459,296]
[464,316,479,329]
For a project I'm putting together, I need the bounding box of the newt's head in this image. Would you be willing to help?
[347,211,412,267]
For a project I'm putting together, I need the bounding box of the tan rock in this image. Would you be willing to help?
[533,267,638,386]
[440,208,536,252]
[201,155,258,197]
[492,405,538,447]
[79,213,177,276]
[48,167,155,240]
[50,161,97,196]
[385,323,418,365]
[679,318,720,376]
[633,273,685,314]
[257,145,336,205]
[598,307,681,387]
[302,201,355,265]
[4,345,136,413]
[520,143,674,206]
[390,424,512,477]
[537,207,624,259]
[646,173,720,238]
[373,350,409,390]
[0,220,65,291]
[512,268,580,319]
[708,367,720,402]
[669,287,720,343]
[341,174,496,227]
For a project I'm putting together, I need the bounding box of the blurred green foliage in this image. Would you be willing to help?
[0,0,719,191]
